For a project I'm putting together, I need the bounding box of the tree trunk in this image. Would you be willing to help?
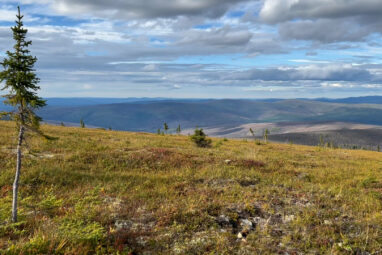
[12,125,24,223]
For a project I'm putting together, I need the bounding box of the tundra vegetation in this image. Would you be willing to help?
[0,121,381,254]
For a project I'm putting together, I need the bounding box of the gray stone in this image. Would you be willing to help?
[240,219,253,230]
[216,215,230,227]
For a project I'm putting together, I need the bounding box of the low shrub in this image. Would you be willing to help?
[190,128,212,148]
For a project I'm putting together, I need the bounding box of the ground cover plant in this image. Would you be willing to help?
[0,120,381,254]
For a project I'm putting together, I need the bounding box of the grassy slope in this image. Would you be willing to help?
[0,121,381,254]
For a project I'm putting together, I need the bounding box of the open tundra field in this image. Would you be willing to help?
[186,122,382,151]
[0,120,381,254]
[193,122,382,138]
[197,122,382,138]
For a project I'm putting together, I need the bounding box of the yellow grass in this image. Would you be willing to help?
[0,120,381,254]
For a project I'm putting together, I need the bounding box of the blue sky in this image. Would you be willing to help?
[1,0,382,98]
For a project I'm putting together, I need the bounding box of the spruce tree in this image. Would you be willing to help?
[191,128,212,148]
[176,124,181,134]
[263,128,270,143]
[0,6,46,222]
[249,128,255,138]
[163,122,169,134]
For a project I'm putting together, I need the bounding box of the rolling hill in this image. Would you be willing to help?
[2,97,382,132]
[36,99,382,131]
[3,97,382,150]
[0,121,381,254]
[190,122,382,150]
[313,96,382,104]
[30,99,382,132]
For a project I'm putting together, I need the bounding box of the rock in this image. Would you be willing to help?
[224,159,232,164]
[216,215,230,227]
[237,229,249,240]
[240,219,253,230]
[251,217,259,224]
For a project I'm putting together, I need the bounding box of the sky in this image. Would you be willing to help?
[1,0,382,98]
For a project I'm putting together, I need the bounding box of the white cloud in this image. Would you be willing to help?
[51,0,251,19]
[83,84,92,89]
[143,64,158,71]
[260,0,382,24]
[1,0,382,98]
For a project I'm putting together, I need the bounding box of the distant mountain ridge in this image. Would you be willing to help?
[35,98,382,132]
[1,96,382,110]
[312,96,382,104]
[1,96,382,132]
[0,97,199,109]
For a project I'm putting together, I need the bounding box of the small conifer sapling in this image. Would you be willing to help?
[263,129,270,143]
[163,122,169,134]
[249,128,255,138]
[191,128,212,148]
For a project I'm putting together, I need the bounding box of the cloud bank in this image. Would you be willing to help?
[0,0,382,98]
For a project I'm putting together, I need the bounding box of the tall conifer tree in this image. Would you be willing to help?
[0,6,46,222]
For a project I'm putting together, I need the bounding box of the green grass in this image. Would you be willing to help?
[0,120,381,254]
